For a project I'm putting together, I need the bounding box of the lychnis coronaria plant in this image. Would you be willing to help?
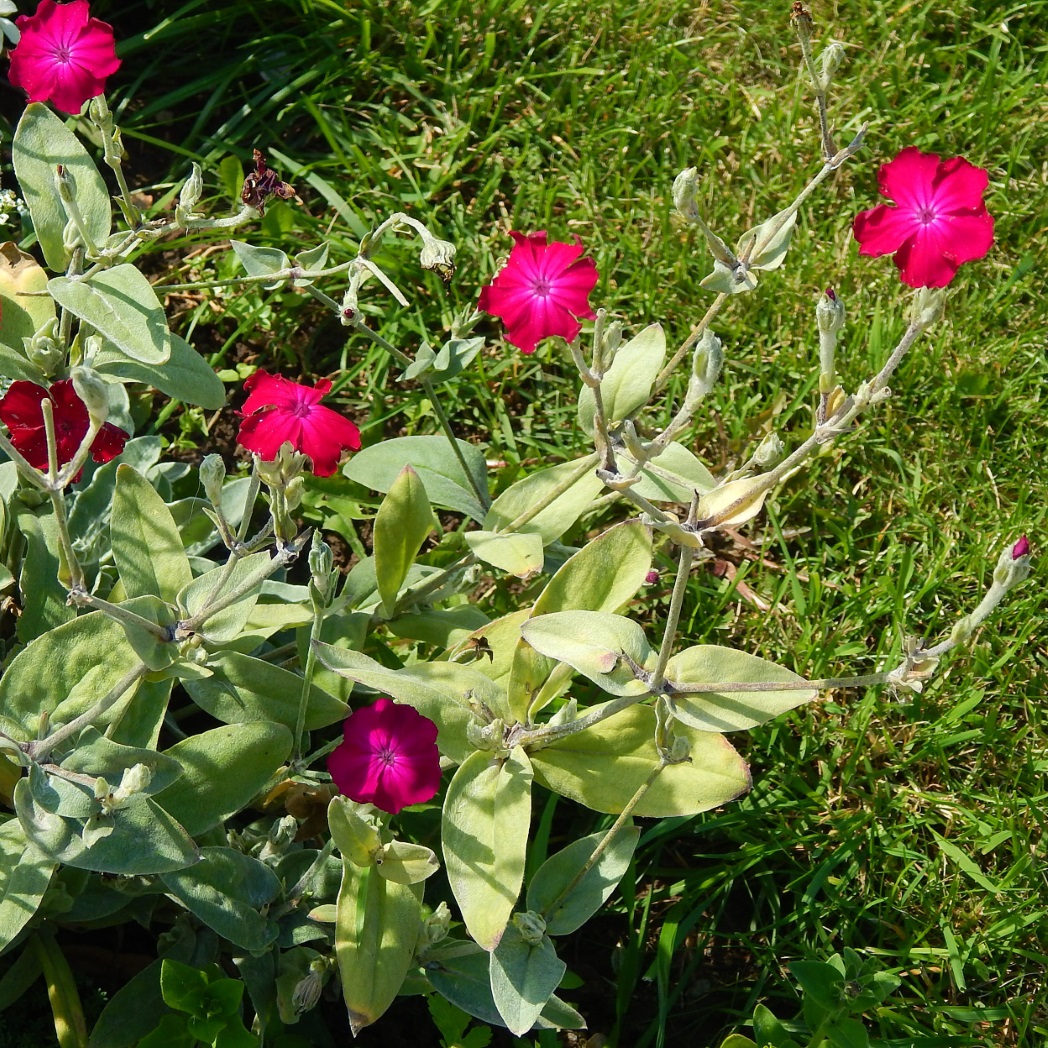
[0,1,1029,1046]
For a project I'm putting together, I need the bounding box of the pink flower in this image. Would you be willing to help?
[328,699,442,815]
[236,370,361,477]
[0,379,127,481]
[478,231,598,354]
[8,0,121,115]
[852,147,994,289]
[1012,535,1030,560]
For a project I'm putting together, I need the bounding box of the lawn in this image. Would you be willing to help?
[1,0,1046,1044]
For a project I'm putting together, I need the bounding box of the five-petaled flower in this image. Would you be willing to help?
[0,379,127,481]
[8,0,121,115]
[236,370,361,477]
[478,231,599,354]
[852,147,994,289]
[328,699,442,815]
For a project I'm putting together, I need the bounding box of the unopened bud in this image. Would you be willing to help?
[259,814,298,861]
[176,163,204,222]
[672,167,701,222]
[685,328,723,409]
[419,901,452,951]
[308,531,338,606]
[513,910,547,946]
[70,367,110,424]
[816,287,845,392]
[24,319,63,375]
[600,319,624,363]
[284,475,305,511]
[910,286,947,330]
[752,431,785,470]
[993,537,1032,590]
[88,94,113,129]
[644,570,659,585]
[199,454,226,505]
[418,235,456,278]
[816,287,846,336]
[291,963,325,1014]
[817,41,847,91]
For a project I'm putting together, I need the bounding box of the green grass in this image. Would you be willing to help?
[10,0,1048,1044]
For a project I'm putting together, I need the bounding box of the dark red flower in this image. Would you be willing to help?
[0,379,126,480]
[328,699,442,815]
[8,0,121,115]
[852,147,994,288]
[478,231,599,354]
[236,371,361,477]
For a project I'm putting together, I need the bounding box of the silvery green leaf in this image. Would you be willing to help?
[230,240,291,289]
[736,208,798,271]
[490,924,565,1035]
[49,266,171,364]
[12,104,111,271]
[699,259,758,295]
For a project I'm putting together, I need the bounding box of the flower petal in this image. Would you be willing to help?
[931,155,990,213]
[237,408,303,459]
[295,407,361,477]
[876,146,943,211]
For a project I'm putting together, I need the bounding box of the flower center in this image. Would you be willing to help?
[916,205,938,225]
[377,747,397,768]
[531,277,552,298]
[50,45,74,65]
[290,394,314,419]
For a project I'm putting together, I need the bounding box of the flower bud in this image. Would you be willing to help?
[199,454,226,506]
[88,93,113,130]
[816,287,846,336]
[258,814,299,862]
[752,431,785,470]
[418,234,456,278]
[600,319,624,364]
[644,570,660,585]
[418,901,452,952]
[816,287,845,393]
[175,163,204,224]
[672,167,701,222]
[685,328,723,409]
[70,366,111,425]
[24,318,63,375]
[993,536,1031,590]
[910,286,947,330]
[817,40,847,91]
[291,964,325,1015]
[284,475,305,511]
[513,910,547,946]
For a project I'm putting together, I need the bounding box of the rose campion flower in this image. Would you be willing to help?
[8,0,121,115]
[0,378,127,480]
[852,147,994,289]
[236,370,361,477]
[478,231,599,354]
[328,699,442,815]
[1012,535,1030,560]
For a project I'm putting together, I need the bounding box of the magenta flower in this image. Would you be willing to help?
[236,370,361,477]
[478,231,599,354]
[0,379,127,481]
[328,699,442,815]
[8,0,121,115]
[1012,535,1030,560]
[852,147,994,289]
